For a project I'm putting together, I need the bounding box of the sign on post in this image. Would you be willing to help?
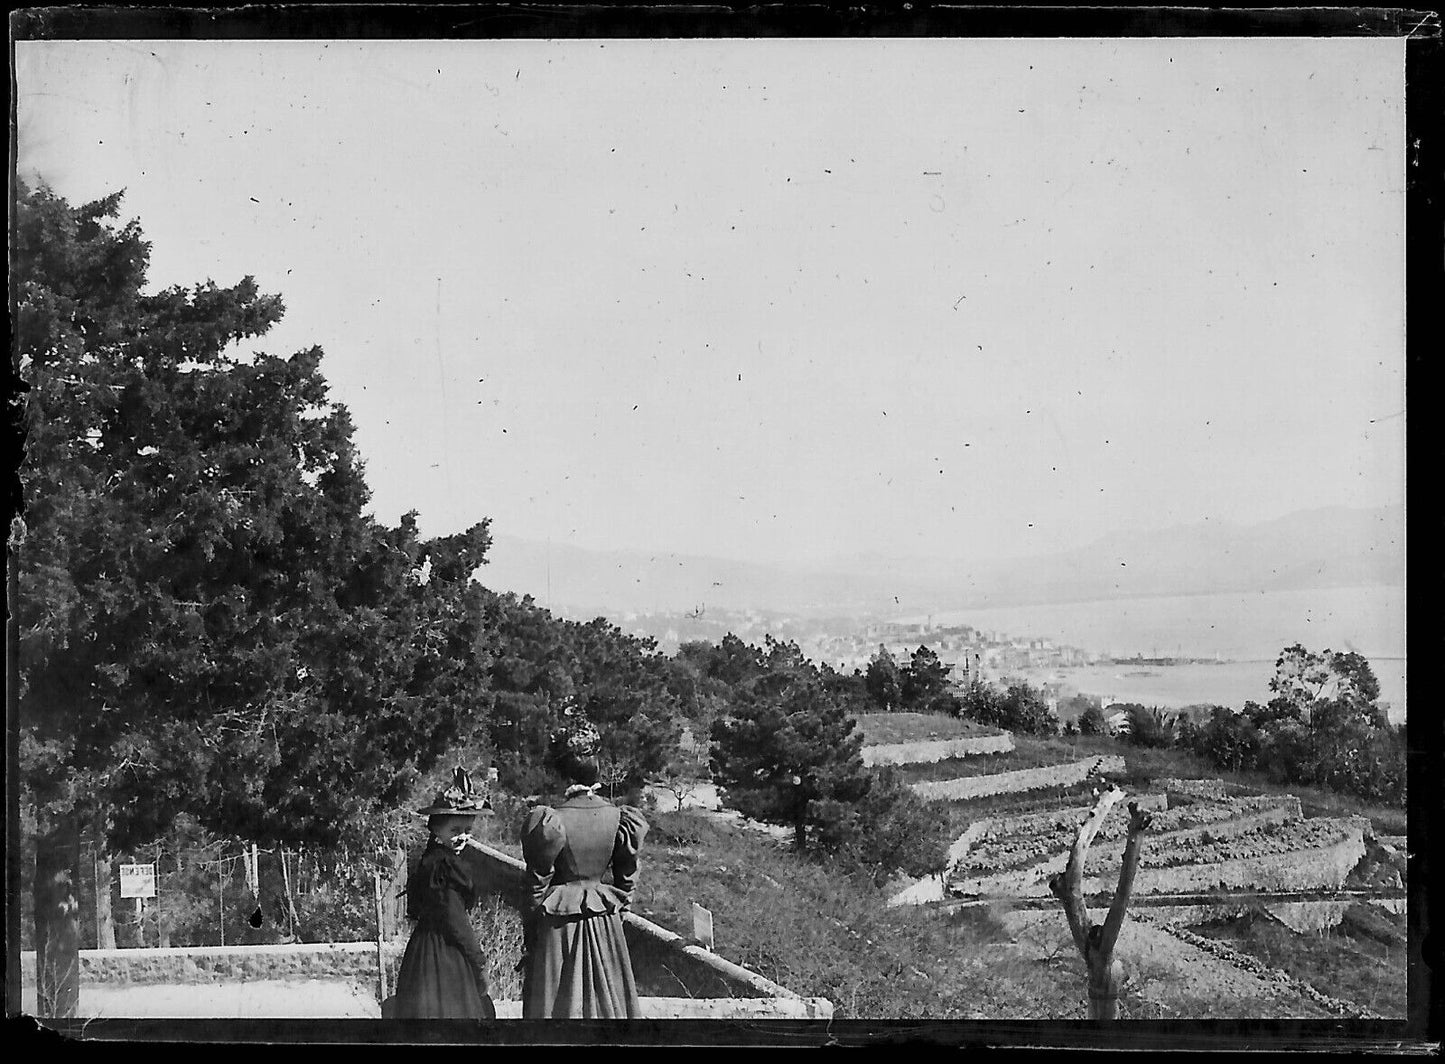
[691,902,714,952]
[120,863,157,899]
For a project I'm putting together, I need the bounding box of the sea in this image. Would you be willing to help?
[898,585,1407,722]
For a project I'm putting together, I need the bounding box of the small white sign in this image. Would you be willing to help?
[119,863,157,899]
[691,902,714,951]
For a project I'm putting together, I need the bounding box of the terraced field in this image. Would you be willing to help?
[852,713,1003,747]
[958,795,1304,881]
[866,713,1402,1015]
[894,748,1079,785]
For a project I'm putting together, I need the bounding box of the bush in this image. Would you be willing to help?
[811,767,951,887]
[1078,703,1108,736]
[959,680,1057,736]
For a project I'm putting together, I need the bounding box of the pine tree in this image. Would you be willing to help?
[710,669,869,850]
[864,645,902,710]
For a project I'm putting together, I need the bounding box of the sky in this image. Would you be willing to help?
[15,37,1407,568]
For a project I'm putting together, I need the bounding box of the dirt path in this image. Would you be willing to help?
[998,909,1334,1018]
[644,782,794,841]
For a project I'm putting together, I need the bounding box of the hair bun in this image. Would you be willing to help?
[550,714,601,759]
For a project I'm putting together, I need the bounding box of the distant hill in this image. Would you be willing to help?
[474,504,1405,619]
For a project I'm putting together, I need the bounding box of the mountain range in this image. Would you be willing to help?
[474,504,1405,621]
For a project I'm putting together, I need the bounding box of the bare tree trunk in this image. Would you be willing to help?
[385,846,408,941]
[1049,788,1151,1021]
[34,814,82,1017]
[154,852,171,949]
[92,842,116,950]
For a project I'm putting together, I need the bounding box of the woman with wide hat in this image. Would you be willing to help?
[392,766,498,1020]
[520,715,650,1018]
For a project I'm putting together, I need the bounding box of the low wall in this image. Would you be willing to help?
[1158,777,1228,801]
[20,941,404,987]
[911,755,1126,803]
[22,843,808,1008]
[17,972,831,1020]
[862,733,1015,767]
[1076,821,1368,897]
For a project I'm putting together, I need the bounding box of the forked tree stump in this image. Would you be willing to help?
[1048,786,1153,1020]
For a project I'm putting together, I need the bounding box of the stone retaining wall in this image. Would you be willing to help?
[911,755,1126,802]
[1158,777,1228,801]
[861,732,1015,767]
[1076,821,1368,897]
[20,942,404,987]
[1145,897,1404,932]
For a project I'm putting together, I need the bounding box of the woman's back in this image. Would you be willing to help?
[520,791,649,1018]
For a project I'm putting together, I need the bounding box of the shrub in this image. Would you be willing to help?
[812,766,951,887]
[959,680,1057,736]
[1078,703,1108,736]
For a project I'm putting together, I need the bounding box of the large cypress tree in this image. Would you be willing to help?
[14,183,492,1014]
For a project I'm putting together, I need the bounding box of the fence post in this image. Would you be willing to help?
[373,870,388,1004]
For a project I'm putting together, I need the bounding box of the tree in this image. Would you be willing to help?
[902,645,950,709]
[1078,703,1109,737]
[710,674,869,851]
[1000,682,1059,736]
[1123,705,1177,749]
[864,645,903,711]
[568,617,683,796]
[1189,706,1261,775]
[1258,645,1393,799]
[15,184,493,1013]
[1049,790,1153,1020]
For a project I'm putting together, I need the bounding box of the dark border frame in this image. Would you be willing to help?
[8,2,1441,1052]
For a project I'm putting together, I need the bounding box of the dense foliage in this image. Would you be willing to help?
[12,184,692,990]
[957,678,1060,736]
[1176,646,1403,805]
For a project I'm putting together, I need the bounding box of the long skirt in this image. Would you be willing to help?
[522,910,641,1019]
[393,924,496,1020]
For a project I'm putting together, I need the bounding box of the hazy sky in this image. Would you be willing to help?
[15,38,1406,567]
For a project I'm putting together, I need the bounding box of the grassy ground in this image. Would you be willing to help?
[1190,903,1407,1017]
[853,713,1000,746]
[628,809,1104,1018]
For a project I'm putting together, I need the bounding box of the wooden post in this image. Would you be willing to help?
[1048,788,1153,1020]
[219,858,225,947]
[791,775,806,851]
[373,871,388,1003]
[279,849,300,939]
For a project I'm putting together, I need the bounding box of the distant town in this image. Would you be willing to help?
[610,607,1226,686]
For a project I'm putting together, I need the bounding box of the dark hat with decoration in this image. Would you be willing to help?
[416,765,493,816]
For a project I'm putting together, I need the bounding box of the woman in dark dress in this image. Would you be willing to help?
[392,768,498,1020]
[520,718,649,1018]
